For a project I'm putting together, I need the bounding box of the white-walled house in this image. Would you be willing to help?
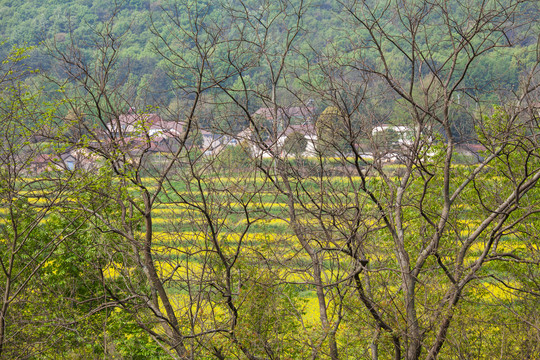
[233,123,317,158]
[200,130,238,155]
[278,124,317,157]
[107,110,183,138]
[371,124,415,146]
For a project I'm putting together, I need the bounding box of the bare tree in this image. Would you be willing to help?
[283,0,540,358]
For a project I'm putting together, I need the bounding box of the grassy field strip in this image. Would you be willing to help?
[25,197,54,205]
[152,244,312,263]
[468,236,524,253]
[151,192,372,204]
[152,201,378,212]
[471,282,520,301]
[152,231,285,242]
[139,175,370,185]
[153,202,291,210]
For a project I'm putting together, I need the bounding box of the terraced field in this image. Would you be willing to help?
[2,171,539,359]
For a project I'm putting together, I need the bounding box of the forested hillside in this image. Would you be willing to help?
[0,0,536,115]
[0,1,339,108]
[1,0,540,359]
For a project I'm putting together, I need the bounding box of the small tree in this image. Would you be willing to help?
[283,130,308,157]
[316,106,349,156]
[0,45,83,358]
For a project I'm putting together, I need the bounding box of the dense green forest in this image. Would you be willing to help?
[0,0,537,117]
[0,0,344,109]
[1,0,540,359]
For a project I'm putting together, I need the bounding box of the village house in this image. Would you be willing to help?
[233,123,317,158]
[200,130,238,155]
[231,103,317,158]
[108,109,238,156]
[371,124,415,147]
[28,148,98,174]
[29,154,56,174]
[107,109,184,138]
[278,124,317,157]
